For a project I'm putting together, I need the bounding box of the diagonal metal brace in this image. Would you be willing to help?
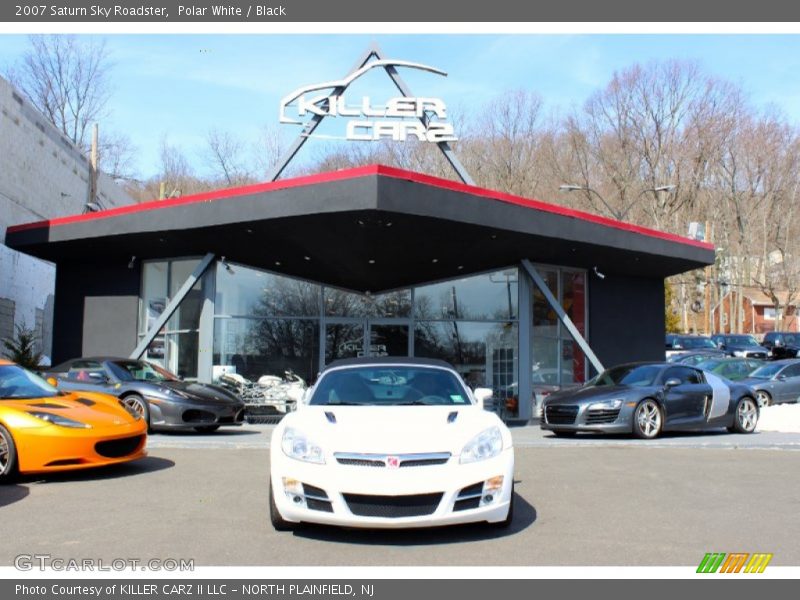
[521,259,604,375]
[130,253,215,360]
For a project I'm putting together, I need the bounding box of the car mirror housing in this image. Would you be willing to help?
[664,378,681,388]
[473,387,493,409]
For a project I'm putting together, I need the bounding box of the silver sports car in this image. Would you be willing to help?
[541,362,759,439]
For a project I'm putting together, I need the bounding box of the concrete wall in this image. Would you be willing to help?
[0,75,135,363]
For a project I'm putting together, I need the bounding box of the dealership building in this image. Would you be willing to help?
[5,164,713,419]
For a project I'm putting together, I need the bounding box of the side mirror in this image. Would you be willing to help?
[46,377,58,388]
[777,374,787,381]
[473,387,493,410]
[664,378,681,388]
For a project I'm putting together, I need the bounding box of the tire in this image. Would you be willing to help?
[552,430,576,438]
[730,396,759,434]
[121,394,151,430]
[632,399,663,439]
[755,390,772,408]
[269,481,296,531]
[493,482,515,528]
[194,425,220,433]
[0,424,19,483]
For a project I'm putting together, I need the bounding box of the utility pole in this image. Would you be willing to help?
[89,123,98,206]
[704,220,712,334]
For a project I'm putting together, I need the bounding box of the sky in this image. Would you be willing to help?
[2,34,800,181]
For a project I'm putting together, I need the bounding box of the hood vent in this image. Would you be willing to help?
[447,411,458,423]
[27,402,68,409]
[76,397,96,407]
[325,411,337,424]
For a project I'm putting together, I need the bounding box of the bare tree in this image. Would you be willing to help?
[9,35,110,150]
[204,128,252,187]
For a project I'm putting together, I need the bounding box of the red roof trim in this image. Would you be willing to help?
[7,163,714,251]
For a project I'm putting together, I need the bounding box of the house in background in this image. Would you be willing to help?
[712,286,799,336]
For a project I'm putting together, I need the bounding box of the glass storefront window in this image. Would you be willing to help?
[324,288,411,318]
[415,269,518,320]
[216,262,320,317]
[214,318,320,385]
[414,321,518,397]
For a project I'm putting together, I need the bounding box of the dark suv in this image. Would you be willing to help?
[665,334,724,359]
[762,332,800,360]
[711,334,769,359]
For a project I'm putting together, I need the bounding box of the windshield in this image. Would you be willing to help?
[109,360,179,382]
[591,365,661,388]
[721,335,760,346]
[749,363,785,379]
[677,337,717,349]
[309,366,470,406]
[0,365,59,400]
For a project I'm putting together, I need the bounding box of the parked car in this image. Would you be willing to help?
[761,331,800,360]
[696,357,764,382]
[269,357,515,530]
[739,359,800,406]
[0,359,146,482]
[540,362,759,439]
[665,334,724,359]
[668,351,724,366]
[710,334,769,359]
[45,357,245,433]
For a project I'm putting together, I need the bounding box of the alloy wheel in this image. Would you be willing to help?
[756,391,771,408]
[0,432,8,474]
[122,396,146,417]
[737,398,758,432]
[636,400,662,438]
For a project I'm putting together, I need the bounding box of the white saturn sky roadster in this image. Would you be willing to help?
[269,358,515,530]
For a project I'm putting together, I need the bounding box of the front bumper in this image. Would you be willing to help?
[14,421,147,474]
[270,448,515,528]
[146,397,246,430]
[540,402,634,434]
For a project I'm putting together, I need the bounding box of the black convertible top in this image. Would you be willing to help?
[323,356,455,372]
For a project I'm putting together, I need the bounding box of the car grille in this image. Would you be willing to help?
[342,493,443,518]
[181,409,216,423]
[545,405,579,425]
[334,452,451,468]
[585,408,621,425]
[746,352,767,359]
[302,484,333,513]
[94,435,144,458]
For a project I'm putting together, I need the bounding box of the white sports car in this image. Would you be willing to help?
[269,358,515,530]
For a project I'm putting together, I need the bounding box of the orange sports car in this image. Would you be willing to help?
[0,359,146,481]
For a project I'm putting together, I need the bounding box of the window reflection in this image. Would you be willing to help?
[216,263,320,317]
[415,269,518,320]
[324,288,411,318]
[214,318,319,385]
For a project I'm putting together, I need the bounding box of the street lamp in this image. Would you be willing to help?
[559,183,676,220]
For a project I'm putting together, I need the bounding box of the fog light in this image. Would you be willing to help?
[482,494,494,505]
[292,495,303,504]
[484,476,504,493]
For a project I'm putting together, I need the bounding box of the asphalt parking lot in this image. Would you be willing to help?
[1,424,799,567]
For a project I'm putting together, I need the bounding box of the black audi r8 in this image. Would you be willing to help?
[540,362,759,439]
[45,357,245,432]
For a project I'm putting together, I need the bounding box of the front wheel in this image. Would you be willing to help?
[121,394,151,430]
[632,399,663,439]
[756,390,772,408]
[269,481,296,531]
[492,482,515,528]
[0,424,19,483]
[729,397,758,434]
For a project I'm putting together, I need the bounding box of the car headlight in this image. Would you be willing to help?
[163,387,190,399]
[117,400,142,420]
[460,426,503,464]
[733,350,747,357]
[27,411,91,429]
[588,399,623,410]
[281,427,325,464]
